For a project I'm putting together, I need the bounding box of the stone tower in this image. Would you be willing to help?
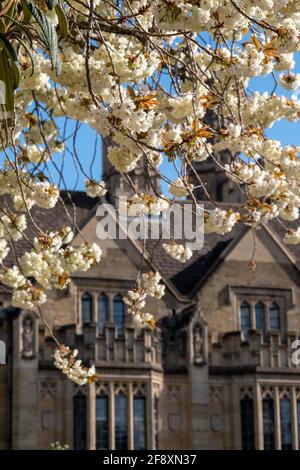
[187,110,242,203]
[188,150,242,203]
[102,138,161,203]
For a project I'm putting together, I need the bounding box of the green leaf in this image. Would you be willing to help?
[55,3,68,40]
[0,20,5,34]
[6,0,18,20]
[20,0,33,23]
[0,50,16,114]
[23,0,60,73]
[0,33,20,89]
[3,15,33,47]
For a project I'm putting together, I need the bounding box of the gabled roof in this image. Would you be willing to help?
[4,191,98,266]
[2,191,300,299]
[145,228,241,296]
[269,219,300,271]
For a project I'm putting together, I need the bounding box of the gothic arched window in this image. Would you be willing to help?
[134,392,147,450]
[240,301,251,337]
[73,393,87,450]
[263,396,275,450]
[255,302,265,334]
[113,295,125,336]
[280,395,292,450]
[269,302,280,331]
[240,395,255,450]
[98,294,108,335]
[82,292,93,324]
[96,393,109,449]
[115,392,128,450]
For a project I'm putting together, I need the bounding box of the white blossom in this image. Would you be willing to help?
[34,182,59,209]
[284,228,300,245]
[0,239,9,263]
[53,345,96,385]
[85,179,107,198]
[163,242,193,263]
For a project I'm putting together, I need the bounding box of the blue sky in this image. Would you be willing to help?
[40,53,300,195]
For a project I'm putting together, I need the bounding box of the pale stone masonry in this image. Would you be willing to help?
[1,155,300,450]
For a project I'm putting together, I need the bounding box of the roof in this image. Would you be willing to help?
[145,229,240,296]
[4,191,98,266]
[269,218,300,270]
[2,191,300,298]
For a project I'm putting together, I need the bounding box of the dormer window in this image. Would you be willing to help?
[233,287,291,339]
[82,292,93,324]
[240,301,250,338]
[269,302,280,331]
[238,296,283,338]
[98,294,108,335]
[113,295,125,337]
[255,302,265,335]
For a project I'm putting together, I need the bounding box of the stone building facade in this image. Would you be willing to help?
[1,155,300,450]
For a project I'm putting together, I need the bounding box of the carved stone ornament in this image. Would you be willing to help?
[193,323,205,365]
[0,339,5,364]
[21,313,36,359]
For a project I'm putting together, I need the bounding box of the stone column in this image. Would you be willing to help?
[274,387,281,450]
[250,301,255,330]
[128,383,134,450]
[87,382,96,450]
[232,383,241,449]
[65,381,74,449]
[109,382,115,449]
[254,383,263,450]
[108,294,114,324]
[13,312,39,450]
[188,319,210,450]
[92,292,98,325]
[148,379,154,450]
[265,302,270,334]
[292,388,298,450]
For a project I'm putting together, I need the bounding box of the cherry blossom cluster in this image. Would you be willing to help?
[204,208,240,234]
[2,0,300,383]
[53,345,96,385]
[123,194,170,217]
[124,271,165,328]
[7,1,300,253]
[85,180,107,198]
[0,228,102,309]
[12,0,299,248]
[163,241,193,263]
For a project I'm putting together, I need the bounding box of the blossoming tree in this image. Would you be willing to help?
[1,0,300,382]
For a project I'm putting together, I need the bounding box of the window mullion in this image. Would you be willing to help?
[87,382,96,450]
[292,389,298,450]
[275,387,281,450]
[128,384,134,450]
[109,383,115,450]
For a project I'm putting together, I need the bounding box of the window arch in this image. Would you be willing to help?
[96,393,109,449]
[280,394,292,450]
[82,292,93,324]
[115,392,128,450]
[240,395,255,450]
[269,302,280,331]
[73,392,87,450]
[255,302,265,334]
[134,392,147,450]
[262,395,275,450]
[113,295,125,336]
[98,294,108,335]
[240,301,250,337]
